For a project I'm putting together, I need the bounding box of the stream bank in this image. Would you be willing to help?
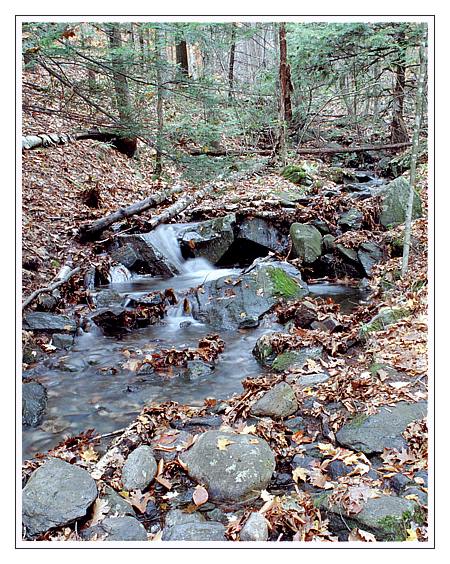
[21,164,428,542]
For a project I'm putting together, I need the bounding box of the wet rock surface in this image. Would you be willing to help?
[23,312,77,333]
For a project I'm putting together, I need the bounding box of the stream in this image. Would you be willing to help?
[23,224,369,460]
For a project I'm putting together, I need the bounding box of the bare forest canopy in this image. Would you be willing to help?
[22,21,427,180]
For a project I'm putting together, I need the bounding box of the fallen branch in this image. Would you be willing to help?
[297,142,412,156]
[78,184,183,241]
[22,265,80,311]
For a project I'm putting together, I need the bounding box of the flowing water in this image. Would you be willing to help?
[22,224,369,460]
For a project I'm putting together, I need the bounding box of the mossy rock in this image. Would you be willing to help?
[267,267,303,299]
[360,306,410,338]
[380,176,422,229]
[282,164,313,186]
[272,347,323,372]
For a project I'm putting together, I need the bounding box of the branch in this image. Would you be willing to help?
[297,142,412,156]
[22,266,80,311]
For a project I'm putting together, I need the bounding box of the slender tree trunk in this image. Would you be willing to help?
[391,30,409,144]
[154,27,164,176]
[176,39,189,76]
[402,34,427,277]
[228,23,237,101]
[106,23,133,133]
[279,22,293,124]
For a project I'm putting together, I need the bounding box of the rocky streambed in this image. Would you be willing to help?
[21,169,428,542]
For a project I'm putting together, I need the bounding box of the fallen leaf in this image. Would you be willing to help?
[192,485,209,506]
[80,446,98,463]
[217,437,234,451]
[348,528,377,542]
[292,467,308,483]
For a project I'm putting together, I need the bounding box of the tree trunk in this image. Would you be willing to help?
[390,31,409,144]
[154,27,164,176]
[228,23,237,101]
[279,22,293,124]
[106,23,133,135]
[402,33,427,277]
[176,39,189,76]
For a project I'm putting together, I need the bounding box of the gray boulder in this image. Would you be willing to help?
[380,176,422,229]
[290,223,322,264]
[193,261,308,330]
[358,242,383,277]
[240,512,269,541]
[162,509,226,540]
[22,458,98,537]
[253,332,322,371]
[336,244,359,264]
[23,312,76,333]
[113,232,180,276]
[81,516,147,541]
[336,401,427,454]
[250,382,298,419]
[121,446,157,491]
[288,372,330,388]
[101,486,136,517]
[325,494,418,541]
[22,381,47,427]
[178,214,236,264]
[179,430,276,502]
[51,333,74,349]
[237,217,288,254]
[338,208,364,231]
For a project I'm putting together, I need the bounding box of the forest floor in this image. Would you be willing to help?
[21,68,429,544]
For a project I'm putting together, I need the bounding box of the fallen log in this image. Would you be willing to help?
[78,184,183,241]
[297,142,412,156]
[22,264,80,310]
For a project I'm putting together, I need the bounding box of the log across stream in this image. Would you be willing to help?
[22,223,368,460]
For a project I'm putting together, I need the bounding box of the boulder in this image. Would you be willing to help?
[289,223,322,264]
[250,382,298,419]
[81,516,147,541]
[360,306,410,338]
[193,261,308,330]
[338,208,364,231]
[23,312,76,334]
[51,333,74,349]
[22,458,97,537]
[22,381,47,427]
[325,494,418,541]
[253,332,322,371]
[380,176,422,229]
[237,217,288,254]
[113,232,180,276]
[336,244,359,264]
[240,512,269,541]
[90,306,129,335]
[322,234,336,252]
[178,214,236,264]
[336,401,427,454]
[121,446,157,491]
[179,430,276,502]
[288,372,330,388]
[358,242,383,277]
[101,486,136,517]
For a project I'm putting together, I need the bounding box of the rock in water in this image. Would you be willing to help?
[250,382,298,419]
[121,445,157,491]
[240,512,269,541]
[81,516,148,541]
[336,401,427,454]
[179,430,276,502]
[289,223,322,264]
[193,261,308,330]
[22,458,97,537]
[380,176,422,228]
[237,217,288,255]
[22,381,47,427]
[178,214,236,264]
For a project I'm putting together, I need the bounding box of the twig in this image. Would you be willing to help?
[22,266,80,310]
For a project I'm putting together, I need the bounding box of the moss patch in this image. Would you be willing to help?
[348,413,369,428]
[267,267,302,299]
[282,164,313,186]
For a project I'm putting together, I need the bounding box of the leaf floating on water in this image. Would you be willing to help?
[192,485,209,506]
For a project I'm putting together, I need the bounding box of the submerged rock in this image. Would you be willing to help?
[289,223,322,264]
[22,458,97,537]
[179,430,276,502]
[183,360,214,381]
[250,382,298,419]
[336,401,427,454]
[193,261,308,330]
[121,445,157,491]
[178,214,236,264]
[22,381,47,427]
[380,176,422,229]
